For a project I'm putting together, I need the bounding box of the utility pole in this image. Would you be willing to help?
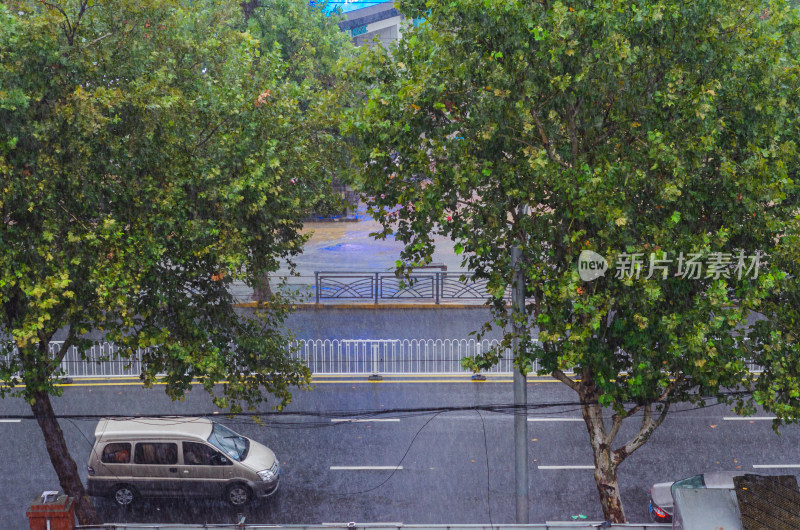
[511,240,529,523]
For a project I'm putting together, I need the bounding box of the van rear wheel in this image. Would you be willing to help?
[225,483,251,507]
[112,484,137,507]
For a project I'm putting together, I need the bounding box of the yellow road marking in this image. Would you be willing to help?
[1,376,568,388]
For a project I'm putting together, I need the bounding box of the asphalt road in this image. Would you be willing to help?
[56,307,506,343]
[282,307,505,341]
[2,378,798,529]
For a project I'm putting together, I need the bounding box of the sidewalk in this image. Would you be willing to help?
[231,215,471,305]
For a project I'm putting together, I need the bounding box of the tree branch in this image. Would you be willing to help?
[606,411,624,445]
[84,32,112,48]
[40,1,74,43]
[41,0,90,46]
[552,367,579,392]
[194,119,230,151]
[567,103,579,163]
[531,111,573,169]
[45,327,77,376]
[614,401,671,464]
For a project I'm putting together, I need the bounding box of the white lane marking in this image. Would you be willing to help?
[331,419,401,423]
[0,419,21,423]
[538,465,594,470]
[547,522,603,526]
[330,466,403,471]
[723,416,777,421]
[753,464,800,469]
[321,523,403,528]
[528,417,583,422]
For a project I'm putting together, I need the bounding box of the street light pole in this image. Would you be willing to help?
[511,241,529,524]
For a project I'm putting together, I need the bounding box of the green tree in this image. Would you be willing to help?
[245,0,358,299]
[347,0,800,521]
[0,0,341,523]
[247,0,351,85]
[748,214,800,421]
[246,0,357,211]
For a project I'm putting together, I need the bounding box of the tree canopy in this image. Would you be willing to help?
[0,0,349,523]
[347,0,800,521]
[245,0,358,221]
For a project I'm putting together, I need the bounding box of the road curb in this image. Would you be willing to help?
[234,302,499,310]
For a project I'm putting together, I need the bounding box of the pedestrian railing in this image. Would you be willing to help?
[291,339,515,375]
[0,339,765,380]
[314,271,500,304]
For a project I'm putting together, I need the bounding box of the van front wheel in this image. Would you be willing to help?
[112,484,137,507]
[225,483,251,507]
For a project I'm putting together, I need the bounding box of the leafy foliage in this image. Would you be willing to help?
[0,0,327,409]
[246,0,358,216]
[347,0,800,520]
[749,213,800,425]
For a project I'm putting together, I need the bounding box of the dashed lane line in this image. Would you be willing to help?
[321,523,403,528]
[330,466,403,471]
[0,419,21,423]
[544,519,603,528]
[527,417,583,422]
[547,522,603,526]
[723,416,777,421]
[331,419,401,423]
[752,464,800,469]
[538,465,595,470]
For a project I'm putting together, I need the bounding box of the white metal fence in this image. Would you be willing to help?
[59,342,146,378]
[0,339,764,379]
[0,339,515,378]
[291,339,514,375]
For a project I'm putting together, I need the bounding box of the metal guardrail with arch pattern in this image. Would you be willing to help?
[314,271,501,304]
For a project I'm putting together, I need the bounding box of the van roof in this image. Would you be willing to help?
[94,417,214,441]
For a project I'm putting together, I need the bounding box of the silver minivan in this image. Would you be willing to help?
[87,417,280,507]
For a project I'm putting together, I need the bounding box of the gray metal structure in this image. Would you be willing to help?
[76,523,671,530]
[672,488,742,530]
[314,271,499,304]
[511,244,529,524]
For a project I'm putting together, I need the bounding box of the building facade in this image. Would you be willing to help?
[338,2,415,47]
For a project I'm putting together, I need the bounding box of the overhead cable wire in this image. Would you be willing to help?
[0,391,755,424]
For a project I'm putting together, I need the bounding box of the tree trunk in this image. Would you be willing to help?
[578,376,627,523]
[254,272,273,303]
[240,0,259,21]
[30,390,101,526]
[592,444,626,523]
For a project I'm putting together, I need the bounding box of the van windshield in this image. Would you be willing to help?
[207,423,249,461]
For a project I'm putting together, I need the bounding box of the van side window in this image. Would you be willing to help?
[183,442,230,466]
[101,443,131,464]
[134,443,178,465]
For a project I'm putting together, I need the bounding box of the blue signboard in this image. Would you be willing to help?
[313,1,386,14]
